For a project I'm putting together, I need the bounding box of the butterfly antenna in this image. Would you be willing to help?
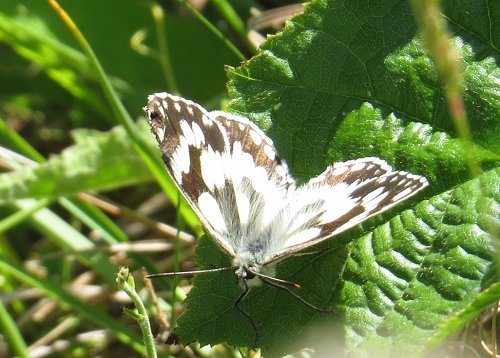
[234,280,259,350]
[146,267,233,279]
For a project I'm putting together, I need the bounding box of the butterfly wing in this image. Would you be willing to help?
[264,157,428,263]
[146,93,294,258]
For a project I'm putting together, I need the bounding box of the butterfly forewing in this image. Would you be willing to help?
[146,93,295,259]
[147,93,237,255]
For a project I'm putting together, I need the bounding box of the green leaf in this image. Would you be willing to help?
[0,123,152,203]
[331,103,498,191]
[227,1,499,177]
[173,0,499,356]
[342,168,498,357]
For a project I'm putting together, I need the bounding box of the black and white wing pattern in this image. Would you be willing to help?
[146,92,428,270]
[263,158,428,263]
[145,92,295,260]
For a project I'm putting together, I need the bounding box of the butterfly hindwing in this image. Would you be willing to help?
[265,158,428,263]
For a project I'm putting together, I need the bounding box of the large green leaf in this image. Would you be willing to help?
[341,168,498,357]
[172,0,499,356]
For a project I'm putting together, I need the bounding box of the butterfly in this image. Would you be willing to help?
[145,92,428,347]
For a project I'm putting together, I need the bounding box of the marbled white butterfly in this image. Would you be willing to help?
[145,92,428,347]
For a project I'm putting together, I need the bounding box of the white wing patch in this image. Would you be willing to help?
[235,191,251,225]
[172,136,191,176]
[200,147,225,190]
[198,192,227,233]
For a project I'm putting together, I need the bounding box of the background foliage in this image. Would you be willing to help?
[0,0,498,358]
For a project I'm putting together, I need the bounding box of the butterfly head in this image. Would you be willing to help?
[233,250,276,287]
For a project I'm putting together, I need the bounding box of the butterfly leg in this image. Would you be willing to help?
[234,281,259,349]
[260,277,333,313]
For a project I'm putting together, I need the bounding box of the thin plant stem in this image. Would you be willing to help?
[170,191,183,325]
[411,0,481,178]
[212,0,256,54]
[117,267,157,358]
[177,0,246,61]
[151,4,180,94]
